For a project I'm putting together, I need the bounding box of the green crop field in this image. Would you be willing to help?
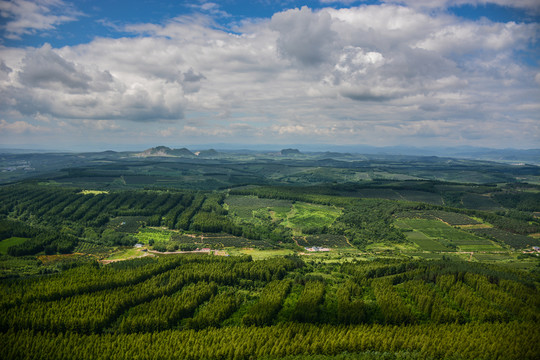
[403,229,450,251]
[135,228,172,244]
[395,210,480,225]
[407,252,461,260]
[226,195,342,237]
[105,248,145,261]
[435,212,480,225]
[458,244,503,251]
[400,219,493,246]
[394,220,413,230]
[0,256,44,277]
[469,228,539,249]
[473,253,515,261]
[397,218,505,252]
[405,230,431,241]
[405,230,451,251]
[411,237,450,251]
[450,237,494,246]
[200,236,272,249]
[285,203,341,232]
[73,241,103,253]
[0,237,28,254]
[228,248,294,259]
[268,206,291,220]
[225,195,293,218]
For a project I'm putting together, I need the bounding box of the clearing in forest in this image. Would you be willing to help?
[0,237,27,254]
[284,203,341,233]
[398,218,501,251]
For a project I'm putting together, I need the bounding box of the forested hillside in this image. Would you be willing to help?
[1,255,539,359]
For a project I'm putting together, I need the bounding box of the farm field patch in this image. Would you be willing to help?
[458,244,502,251]
[284,203,341,233]
[104,248,148,261]
[400,219,491,245]
[406,252,461,260]
[431,211,481,225]
[473,253,515,261]
[135,228,274,250]
[225,195,293,219]
[458,224,492,229]
[79,190,109,195]
[397,218,504,251]
[410,236,449,251]
[395,210,480,225]
[135,228,172,245]
[197,236,272,249]
[402,229,450,251]
[73,241,112,255]
[469,228,539,249]
[229,248,294,259]
[0,237,27,254]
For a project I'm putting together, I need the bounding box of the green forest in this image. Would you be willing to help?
[1,255,539,359]
[1,150,539,359]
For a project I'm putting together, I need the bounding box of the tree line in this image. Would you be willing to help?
[2,321,537,359]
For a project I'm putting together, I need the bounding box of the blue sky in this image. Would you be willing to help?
[0,0,539,151]
[3,1,538,48]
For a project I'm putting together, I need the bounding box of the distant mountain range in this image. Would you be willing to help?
[1,145,538,164]
[211,144,540,165]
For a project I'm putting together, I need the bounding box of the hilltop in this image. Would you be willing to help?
[137,146,195,158]
[280,148,301,156]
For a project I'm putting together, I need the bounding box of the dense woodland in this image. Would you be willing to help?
[0,255,539,359]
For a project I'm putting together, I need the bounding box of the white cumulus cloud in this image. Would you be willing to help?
[0,3,538,148]
[0,0,80,40]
